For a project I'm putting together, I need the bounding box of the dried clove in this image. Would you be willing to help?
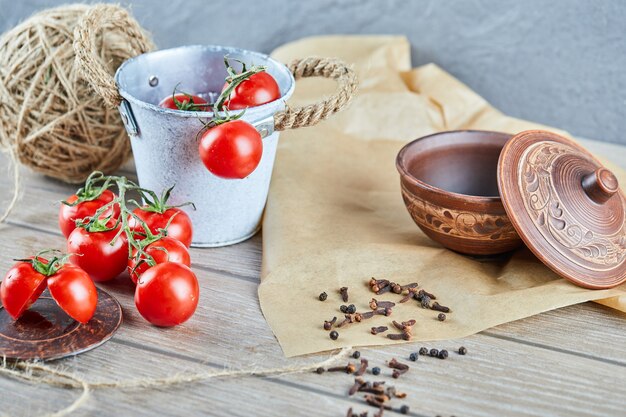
[387,358,409,370]
[378,300,396,309]
[419,294,431,308]
[438,313,446,321]
[387,333,411,341]
[349,377,366,395]
[323,316,337,330]
[401,282,418,290]
[371,326,388,335]
[346,407,353,417]
[340,287,349,302]
[392,368,409,378]
[391,283,402,294]
[318,292,328,301]
[376,284,391,295]
[364,395,392,410]
[431,302,450,313]
[418,289,437,300]
[328,363,356,373]
[458,346,467,355]
[355,358,369,376]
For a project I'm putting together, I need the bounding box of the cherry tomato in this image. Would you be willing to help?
[59,190,120,238]
[47,264,97,324]
[130,207,193,248]
[1,259,97,323]
[1,262,47,320]
[159,93,209,111]
[223,71,280,109]
[127,237,191,284]
[67,226,128,282]
[135,262,199,327]
[198,120,263,179]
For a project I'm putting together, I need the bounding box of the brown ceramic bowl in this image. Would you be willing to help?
[396,130,523,255]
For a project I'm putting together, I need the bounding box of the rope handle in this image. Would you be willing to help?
[72,4,154,108]
[274,57,358,131]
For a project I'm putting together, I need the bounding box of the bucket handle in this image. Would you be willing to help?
[72,4,154,108]
[273,57,357,131]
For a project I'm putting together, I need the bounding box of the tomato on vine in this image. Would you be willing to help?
[135,262,199,327]
[67,220,128,282]
[59,172,120,238]
[1,251,97,324]
[159,92,210,111]
[127,236,191,284]
[198,119,263,179]
[128,186,194,248]
[220,57,280,109]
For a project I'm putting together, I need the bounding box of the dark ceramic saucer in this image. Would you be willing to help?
[0,288,122,361]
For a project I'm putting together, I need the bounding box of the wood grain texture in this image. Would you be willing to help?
[0,137,625,417]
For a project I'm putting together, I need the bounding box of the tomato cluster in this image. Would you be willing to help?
[1,174,200,328]
[158,58,280,180]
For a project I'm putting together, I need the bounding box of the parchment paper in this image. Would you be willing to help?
[259,36,626,357]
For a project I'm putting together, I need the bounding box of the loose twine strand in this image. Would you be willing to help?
[0,347,351,417]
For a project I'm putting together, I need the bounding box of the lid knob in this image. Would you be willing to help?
[581,168,619,204]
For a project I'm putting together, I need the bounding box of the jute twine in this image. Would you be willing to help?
[0,4,153,221]
[0,347,350,417]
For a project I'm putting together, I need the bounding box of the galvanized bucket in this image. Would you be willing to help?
[77,39,357,247]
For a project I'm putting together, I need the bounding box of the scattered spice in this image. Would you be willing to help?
[371,367,381,375]
[347,304,357,314]
[458,346,467,355]
[323,316,337,330]
[431,302,450,313]
[353,350,361,359]
[387,358,409,371]
[399,405,410,414]
[340,305,349,313]
[340,287,349,302]
[392,368,408,379]
[371,326,388,335]
[349,377,367,395]
[438,349,448,359]
[319,292,328,301]
[438,313,446,321]
[355,358,369,376]
[315,367,325,374]
[328,363,356,373]
[409,352,418,361]
[386,333,410,341]
[330,330,339,340]
[429,348,439,357]
[419,347,428,355]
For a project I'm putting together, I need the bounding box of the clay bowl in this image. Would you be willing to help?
[396,130,523,255]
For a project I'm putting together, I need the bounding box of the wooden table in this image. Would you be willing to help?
[0,138,624,417]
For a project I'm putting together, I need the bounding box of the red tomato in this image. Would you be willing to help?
[1,260,97,323]
[47,264,97,324]
[223,71,280,109]
[127,237,191,284]
[59,190,120,238]
[159,93,209,111]
[0,262,47,320]
[67,226,128,282]
[198,120,263,179]
[130,207,193,248]
[135,262,199,327]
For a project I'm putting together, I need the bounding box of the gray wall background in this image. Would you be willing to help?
[2,0,625,144]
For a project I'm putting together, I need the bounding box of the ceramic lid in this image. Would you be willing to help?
[497,130,626,289]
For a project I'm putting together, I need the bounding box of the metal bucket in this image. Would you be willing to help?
[101,45,357,248]
[115,46,295,247]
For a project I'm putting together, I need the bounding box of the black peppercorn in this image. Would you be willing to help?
[347,304,357,314]
[315,367,325,374]
[458,346,467,355]
[429,348,439,357]
[340,305,349,313]
[438,313,446,321]
[399,405,410,414]
[352,351,361,359]
[318,292,327,301]
[419,347,428,355]
[371,366,381,375]
[409,352,418,361]
[330,331,339,340]
[438,349,448,359]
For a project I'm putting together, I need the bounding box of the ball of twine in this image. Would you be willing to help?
[0,4,153,186]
